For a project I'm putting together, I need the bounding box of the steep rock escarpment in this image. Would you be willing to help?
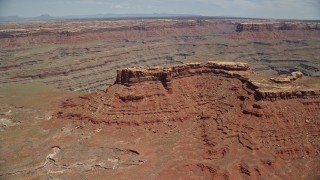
[116,61,249,92]
[115,62,320,101]
[236,22,320,32]
[0,19,233,48]
[231,22,320,40]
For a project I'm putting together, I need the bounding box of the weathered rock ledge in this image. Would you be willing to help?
[255,88,320,100]
[247,78,320,101]
[116,61,248,85]
[270,71,303,83]
[115,61,320,101]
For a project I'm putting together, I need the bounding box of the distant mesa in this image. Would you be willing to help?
[236,22,320,32]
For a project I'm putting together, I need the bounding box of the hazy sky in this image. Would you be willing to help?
[0,0,319,20]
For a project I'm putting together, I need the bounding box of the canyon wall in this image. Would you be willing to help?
[116,62,249,83]
[236,22,320,32]
[115,61,249,92]
[230,21,320,40]
[0,19,319,92]
[0,19,232,48]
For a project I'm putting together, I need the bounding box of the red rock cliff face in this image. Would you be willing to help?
[0,19,233,48]
[230,22,320,39]
[236,23,274,32]
[253,85,320,101]
[115,62,249,93]
[116,62,249,85]
[236,22,320,32]
[115,62,320,101]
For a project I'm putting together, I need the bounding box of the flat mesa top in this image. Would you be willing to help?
[123,61,249,72]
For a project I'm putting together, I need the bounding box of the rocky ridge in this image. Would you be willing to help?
[115,61,320,101]
[116,61,249,92]
[236,22,320,32]
[270,71,303,83]
[230,21,320,40]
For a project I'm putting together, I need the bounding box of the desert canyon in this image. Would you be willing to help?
[0,18,320,179]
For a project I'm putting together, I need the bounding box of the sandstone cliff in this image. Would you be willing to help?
[255,88,320,100]
[236,22,320,32]
[270,71,303,83]
[116,61,249,90]
[115,62,320,101]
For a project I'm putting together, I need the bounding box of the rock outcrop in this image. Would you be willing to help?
[116,61,249,92]
[270,71,303,83]
[116,62,320,101]
[248,71,320,100]
[236,23,274,32]
[53,61,320,180]
[255,88,320,100]
[230,21,320,40]
[236,22,320,32]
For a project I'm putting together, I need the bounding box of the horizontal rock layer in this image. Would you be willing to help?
[116,62,320,101]
[255,89,320,100]
[236,22,320,32]
[1,19,319,92]
[116,61,249,86]
[270,71,304,83]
